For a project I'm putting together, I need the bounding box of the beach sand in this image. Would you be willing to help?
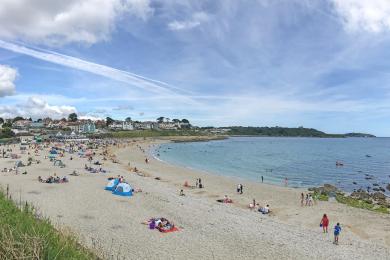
[0,138,390,259]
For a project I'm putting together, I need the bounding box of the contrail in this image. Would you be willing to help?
[0,40,189,95]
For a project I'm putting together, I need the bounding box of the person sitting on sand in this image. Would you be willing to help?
[259,204,270,214]
[180,189,185,196]
[38,176,43,182]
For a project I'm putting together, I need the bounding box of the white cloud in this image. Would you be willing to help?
[331,0,390,33]
[0,40,184,95]
[0,0,154,45]
[168,12,210,31]
[0,97,76,119]
[0,65,17,97]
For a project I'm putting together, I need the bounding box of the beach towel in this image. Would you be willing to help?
[158,226,179,233]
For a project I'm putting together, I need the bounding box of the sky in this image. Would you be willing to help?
[1,0,390,136]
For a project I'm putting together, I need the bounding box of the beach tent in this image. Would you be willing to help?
[53,160,65,167]
[105,179,119,191]
[112,183,133,196]
[15,160,25,167]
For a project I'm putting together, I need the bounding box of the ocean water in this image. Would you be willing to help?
[155,137,390,194]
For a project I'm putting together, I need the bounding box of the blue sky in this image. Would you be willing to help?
[1,0,390,135]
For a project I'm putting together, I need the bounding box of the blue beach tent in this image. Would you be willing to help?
[105,179,119,191]
[112,183,133,197]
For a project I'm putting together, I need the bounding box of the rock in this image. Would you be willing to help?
[353,182,357,185]
[373,183,379,186]
[371,192,386,201]
[373,188,380,192]
[323,184,338,193]
[386,184,390,191]
[350,190,370,200]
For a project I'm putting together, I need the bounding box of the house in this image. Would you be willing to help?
[133,121,157,130]
[12,120,31,130]
[79,122,96,133]
[109,121,134,131]
[158,122,181,130]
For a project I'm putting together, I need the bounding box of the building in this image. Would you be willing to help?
[66,121,96,133]
[12,120,31,130]
[109,120,134,131]
[158,122,181,130]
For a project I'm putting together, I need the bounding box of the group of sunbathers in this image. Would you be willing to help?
[84,164,106,173]
[38,175,68,183]
[146,218,175,232]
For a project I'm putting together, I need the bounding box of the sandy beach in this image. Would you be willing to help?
[1,137,390,260]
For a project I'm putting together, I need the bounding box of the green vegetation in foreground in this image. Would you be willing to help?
[335,193,389,214]
[101,129,210,138]
[0,191,98,259]
[226,126,375,138]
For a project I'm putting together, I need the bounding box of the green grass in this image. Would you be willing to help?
[0,191,98,259]
[335,194,389,214]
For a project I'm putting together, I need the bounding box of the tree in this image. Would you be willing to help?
[68,113,78,122]
[125,117,132,122]
[106,117,114,126]
[157,117,164,123]
[0,118,3,124]
[28,117,32,121]
[172,119,180,123]
[181,119,190,124]
[37,118,42,123]
[12,116,24,122]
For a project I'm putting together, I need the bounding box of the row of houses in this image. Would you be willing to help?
[108,120,190,131]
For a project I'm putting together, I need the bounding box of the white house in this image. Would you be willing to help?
[109,121,134,130]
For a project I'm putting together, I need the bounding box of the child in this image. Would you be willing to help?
[333,223,341,245]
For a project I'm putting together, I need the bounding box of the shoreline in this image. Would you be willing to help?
[0,137,389,259]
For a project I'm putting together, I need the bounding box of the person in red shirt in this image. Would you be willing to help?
[320,214,329,233]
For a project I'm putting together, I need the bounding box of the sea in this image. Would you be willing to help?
[154,137,390,195]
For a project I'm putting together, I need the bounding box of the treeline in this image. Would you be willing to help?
[226,127,375,138]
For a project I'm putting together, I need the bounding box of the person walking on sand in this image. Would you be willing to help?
[333,223,341,245]
[308,194,314,206]
[284,177,288,187]
[261,176,264,183]
[196,178,199,188]
[237,184,241,193]
[320,214,329,233]
[240,184,243,194]
[301,193,304,206]
[305,194,309,206]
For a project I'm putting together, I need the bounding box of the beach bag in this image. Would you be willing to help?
[149,220,156,229]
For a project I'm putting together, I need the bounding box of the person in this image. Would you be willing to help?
[237,184,241,193]
[284,177,288,187]
[240,184,243,194]
[145,158,148,164]
[301,193,304,206]
[179,189,185,196]
[196,178,199,188]
[259,204,270,214]
[320,214,329,233]
[198,178,202,188]
[334,223,341,245]
[308,194,314,206]
[261,176,264,183]
[305,194,309,206]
